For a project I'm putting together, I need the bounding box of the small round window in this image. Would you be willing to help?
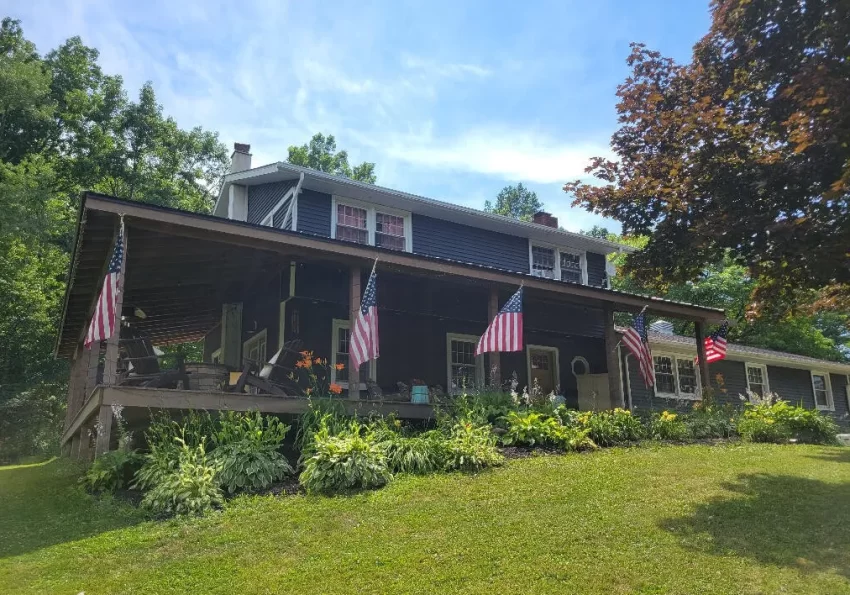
[571,356,590,377]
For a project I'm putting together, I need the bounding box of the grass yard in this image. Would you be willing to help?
[1,444,849,594]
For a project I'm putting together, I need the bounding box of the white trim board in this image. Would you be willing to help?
[446,333,485,394]
[331,318,376,390]
[526,344,561,393]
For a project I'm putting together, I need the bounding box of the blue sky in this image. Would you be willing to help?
[9,0,711,232]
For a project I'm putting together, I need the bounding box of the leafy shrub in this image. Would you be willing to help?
[380,431,446,475]
[576,408,644,446]
[299,421,392,494]
[296,398,347,455]
[501,411,559,447]
[134,411,212,492]
[683,407,737,439]
[141,440,223,516]
[547,424,598,452]
[737,416,793,443]
[210,411,294,494]
[739,398,838,445]
[442,419,503,472]
[82,449,143,492]
[647,411,691,441]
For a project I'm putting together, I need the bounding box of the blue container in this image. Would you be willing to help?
[411,385,429,404]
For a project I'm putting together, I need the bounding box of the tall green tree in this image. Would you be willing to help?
[484,183,543,221]
[0,19,229,461]
[564,0,850,318]
[287,133,376,184]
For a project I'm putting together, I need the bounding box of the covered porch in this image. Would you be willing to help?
[57,193,725,459]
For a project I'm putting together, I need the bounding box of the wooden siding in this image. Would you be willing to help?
[247,181,296,225]
[297,189,332,236]
[767,365,815,409]
[272,195,293,229]
[586,252,607,287]
[412,214,529,273]
[831,373,849,421]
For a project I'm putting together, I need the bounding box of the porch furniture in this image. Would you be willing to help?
[227,339,304,396]
[119,328,190,389]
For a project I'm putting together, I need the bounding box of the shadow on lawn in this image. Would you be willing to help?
[662,473,850,579]
[806,448,850,464]
[0,459,144,559]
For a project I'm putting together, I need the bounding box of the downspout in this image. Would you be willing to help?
[623,351,634,411]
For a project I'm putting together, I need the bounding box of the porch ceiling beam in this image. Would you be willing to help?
[84,196,725,323]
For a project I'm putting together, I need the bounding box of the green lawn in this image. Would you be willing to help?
[1,444,850,594]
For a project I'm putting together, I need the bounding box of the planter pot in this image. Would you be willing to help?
[411,385,429,404]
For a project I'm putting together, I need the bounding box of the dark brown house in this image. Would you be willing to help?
[57,144,848,458]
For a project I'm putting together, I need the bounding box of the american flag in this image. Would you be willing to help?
[349,266,379,371]
[84,219,125,348]
[622,311,654,387]
[475,287,523,356]
[700,321,729,363]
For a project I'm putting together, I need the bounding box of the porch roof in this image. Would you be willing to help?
[55,192,725,358]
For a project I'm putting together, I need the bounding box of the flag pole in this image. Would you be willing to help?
[611,304,649,353]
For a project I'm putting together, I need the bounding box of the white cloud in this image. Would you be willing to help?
[401,55,492,79]
[378,128,610,184]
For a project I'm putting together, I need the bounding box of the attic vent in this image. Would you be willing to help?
[649,320,674,335]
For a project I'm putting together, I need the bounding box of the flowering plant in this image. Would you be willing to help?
[289,350,344,397]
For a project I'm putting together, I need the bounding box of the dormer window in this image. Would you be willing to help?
[331,196,411,252]
[529,242,587,284]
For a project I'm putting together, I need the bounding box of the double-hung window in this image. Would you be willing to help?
[330,319,376,390]
[446,334,484,394]
[529,243,587,284]
[653,353,699,399]
[332,197,411,252]
[810,371,834,410]
[745,363,769,397]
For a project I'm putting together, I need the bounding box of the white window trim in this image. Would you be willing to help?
[810,370,834,411]
[242,329,268,363]
[260,187,296,227]
[528,240,588,285]
[331,196,412,252]
[446,333,485,394]
[745,362,770,395]
[570,355,591,378]
[652,351,701,400]
[331,319,376,390]
[526,345,561,392]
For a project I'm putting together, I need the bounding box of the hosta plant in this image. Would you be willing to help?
[500,411,560,447]
[299,422,392,494]
[141,439,223,516]
[647,411,691,442]
[443,420,503,472]
[82,448,143,492]
[380,431,446,475]
[211,411,294,494]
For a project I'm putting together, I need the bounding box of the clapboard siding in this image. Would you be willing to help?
[412,214,529,273]
[586,252,607,287]
[247,181,296,225]
[831,373,849,421]
[768,366,814,409]
[273,195,293,229]
[297,189,332,236]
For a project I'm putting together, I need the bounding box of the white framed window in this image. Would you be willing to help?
[570,355,590,378]
[331,196,412,252]
[242,329,267,365]
[529,241,587,285]
[446,333,484,394]
[745,363,770,397]
[810,371,834,411]
[331,319,376,390]
[653,353,700,400]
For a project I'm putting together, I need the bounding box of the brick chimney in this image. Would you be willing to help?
[532,211,558,228]
[230,143,252,174]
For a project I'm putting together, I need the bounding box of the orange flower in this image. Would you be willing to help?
[314,357,322,365]
[295,359,308,368]
[300,350,313,358]
[329,383,343,395]
[305,387,313,395]
[335,363,345,371]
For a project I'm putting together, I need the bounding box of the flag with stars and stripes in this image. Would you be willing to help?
[623,311,654,388]
[699,320,729,364]
[475,287,523,355]
[85,219,125,348]
[349,266,379,371]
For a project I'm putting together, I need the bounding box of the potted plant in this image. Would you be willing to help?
[410,378,428,404]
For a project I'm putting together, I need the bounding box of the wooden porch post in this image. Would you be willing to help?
[488,288,501,387]
[78,423,93,462]
[102,224,128,386]
[94,404,113,457]
[63,345,88,434]
[348,266,362,400]
[84,343,101,400]
[694,320,711,392]
[220,303,244,370]
[604,307,624,408]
